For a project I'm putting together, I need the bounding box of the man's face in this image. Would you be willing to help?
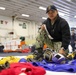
[47,10,58,20]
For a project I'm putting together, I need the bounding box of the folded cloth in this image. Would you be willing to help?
[10,63,46,75]
[31,60,76,73]
[0,62,46,75]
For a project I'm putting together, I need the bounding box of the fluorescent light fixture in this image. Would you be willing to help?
[42,17,47,20]
[58,0,71,2]
[66,0,71,2]
[74,16,76,18]
[0,7,5,10]
[59,12,65,16]
[39,6,46,10]
[22,14,29,17]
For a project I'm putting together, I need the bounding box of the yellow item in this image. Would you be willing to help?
[67,53,75,59]
[25,55,34,59]
[0,56,20,65]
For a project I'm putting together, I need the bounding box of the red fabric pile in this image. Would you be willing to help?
[0,63,46,75]
[21,48,31,53]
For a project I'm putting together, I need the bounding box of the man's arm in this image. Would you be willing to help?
[59,21,71,55]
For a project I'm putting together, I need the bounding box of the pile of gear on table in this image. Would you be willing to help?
[0,47,76,75]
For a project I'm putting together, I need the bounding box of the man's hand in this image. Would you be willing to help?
[59,48,66,56]
[41,24,45,30]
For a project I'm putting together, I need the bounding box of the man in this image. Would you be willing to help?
[35,5,70,56]
[70,29,76,51]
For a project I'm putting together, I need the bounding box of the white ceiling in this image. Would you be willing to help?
[0,0,76,22]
